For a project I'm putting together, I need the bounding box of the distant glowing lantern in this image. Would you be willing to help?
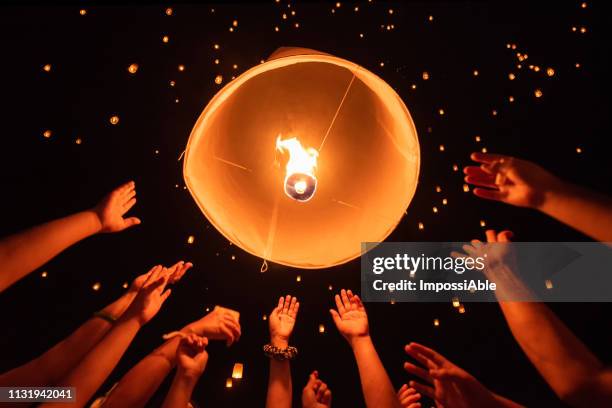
[232,363,243,379]
[184,47,420,269]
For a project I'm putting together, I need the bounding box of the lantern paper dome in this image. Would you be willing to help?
[184,47,420,269]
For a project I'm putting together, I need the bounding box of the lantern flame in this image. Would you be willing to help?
[276,136,319,202]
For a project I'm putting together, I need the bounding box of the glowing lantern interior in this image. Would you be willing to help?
[184,47,420,269]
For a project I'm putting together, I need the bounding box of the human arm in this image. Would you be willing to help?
[40,265,172,408]
[265,295,300,408]
[464,152,612,241]
[0,181,141,292]
[463,230,611,407]
[104,302,240,408]
[0,261,188,389]
[161,334,209,408]
[330,289,400,408]
[403,342,523,408]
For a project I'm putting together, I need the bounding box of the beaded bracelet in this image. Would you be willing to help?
[263,344,298,361]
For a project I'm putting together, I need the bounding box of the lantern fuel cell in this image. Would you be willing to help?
[276,136,319,202]
[183,47,420,269]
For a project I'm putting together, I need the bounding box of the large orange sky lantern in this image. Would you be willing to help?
[184,47,420,269]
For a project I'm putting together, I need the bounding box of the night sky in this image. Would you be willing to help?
[0,1,611,407]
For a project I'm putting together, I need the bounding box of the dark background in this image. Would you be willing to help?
[0,1,610,407]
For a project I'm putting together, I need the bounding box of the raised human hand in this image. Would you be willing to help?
[397,383,422,408]
[123,265,172,325]
[269,295,300,347]
[302,371,332,408]
[329,289,369,345]
[186,306,241,347]
[404,342,503,408]
[129,261,192,294]
[93,181,141,233]
[176,334,209,379]
[464,152,561,209]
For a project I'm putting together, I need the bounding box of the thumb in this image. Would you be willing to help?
[329,309,341,326]
[124,217,141,228]
[306,371,318,388]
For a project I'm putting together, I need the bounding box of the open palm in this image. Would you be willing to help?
[94,181,141,233]
[269,295,299,342]
[464,152,559,209]
[330,289,369,342]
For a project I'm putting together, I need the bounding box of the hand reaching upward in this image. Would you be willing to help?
[124,265,172,326]
[403,342,522,408]
[330,289,369,345]
[302,371,332,408]
[269,295,300,348]
[93,181,141,233]
[464,152,560,209]
[176,334,209,379]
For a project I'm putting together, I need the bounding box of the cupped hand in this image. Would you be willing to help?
[93,181,141,233]
[269,295,299,347]
[397,384,421,408]
[124,265,172,325]
[404,342,500,408]
[464,152,561,209]
[176,334,209,379]
[187,306,241,346]
[302,371,332,408]
[330,289,369,345]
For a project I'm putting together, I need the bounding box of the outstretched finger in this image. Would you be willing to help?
[334,294,346,314]
[408,380,435,399]
[465,175,497,189]
[485,229,498,243]
[290,301,300,318]
[282,295,291,314]
[117,181,135,195]
[340,289,351,310]
[123,197,137,212]
[470,152,508,165]
[403,362,433,384]
[123,188,136,203]
[498,230,514,242]
[473,187,505,202]
[407,343,446,367]
[170,262,192,283]
[161,288,172,303]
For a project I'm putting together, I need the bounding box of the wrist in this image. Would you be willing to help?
[348,334,372,349]
[270,335,289,348]
[536,175,566,212]
[83,209,103,234]
[176,367,202,384]
[118,309,146,329]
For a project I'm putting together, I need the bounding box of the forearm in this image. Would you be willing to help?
[161,372,198,408]
[41,315,142,408]
[351,336,400,408]
[540,179,612,242]
[498,301,603,401]
[104,335,183,408]
[0,211,101,292]
[265,337,292,408]
[0,293,134,387]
